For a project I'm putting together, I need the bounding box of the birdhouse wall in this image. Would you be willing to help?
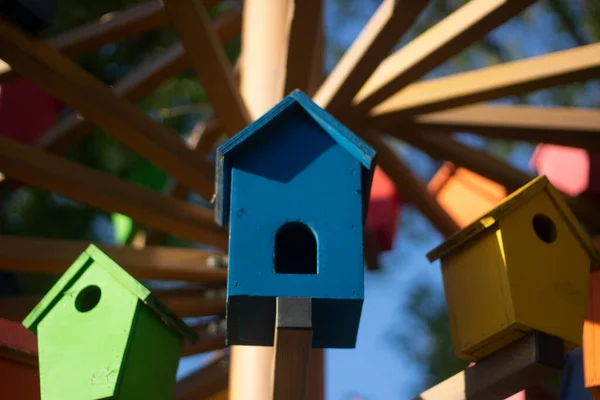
[500,192,589,351]
[0,358,40,399]
[584,265,600,397]
[36,264,138,399]
[116,304,183,399]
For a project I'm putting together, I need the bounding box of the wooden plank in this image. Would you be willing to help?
[0,236,227,282]
[38,7,242,154]
[396,133,600,230]
[305,8,324,97]
[415,332,563,400]
[182,320,226,357]
[0,290,225,322]
[313,0,428,115]
[372,104,600,152]
[283,0,324,96]
[365,133,458,237]
[371,42,600,118]
[0,136,228,249]
[0,19,215,200]
[164,0,250,136]
[355,0,538,111]
[173,354,229,400]
[272,297,312,400]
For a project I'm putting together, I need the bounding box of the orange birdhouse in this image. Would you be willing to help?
[427,176,599,361]
[0,318,40,399]
[583,237,600,398]
[428,162,507,228]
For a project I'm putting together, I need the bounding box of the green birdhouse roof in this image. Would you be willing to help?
[23,244,198,342]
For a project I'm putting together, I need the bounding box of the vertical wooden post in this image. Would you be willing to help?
[231,1,289,399]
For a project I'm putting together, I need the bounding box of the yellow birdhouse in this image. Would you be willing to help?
[427,175,600,361]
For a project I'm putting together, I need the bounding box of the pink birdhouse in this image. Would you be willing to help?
[530,144,600,202]
[364,166,401,270]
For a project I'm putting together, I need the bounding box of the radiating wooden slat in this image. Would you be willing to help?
[0,290,225,322]
[173,354,229,400]
[313,0,428,115]
[365,133,458,237]
[372,104,600,152]
[371,42,600,118]
[355,0,538,111]
[305,7,324,97]
[164,0,250,136]
[37,7,242,154]
[0,236,227,282]
[396,133,600,230]
[0,19,215,200]
[0,136,227,249]
[182,320,226,356]
[283,0,324,95]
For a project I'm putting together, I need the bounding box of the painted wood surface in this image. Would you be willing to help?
[22,245,198,399]
[0,318,40,399]
[428,176,597,360]
[584,237,600,398]
[217,90,375,349]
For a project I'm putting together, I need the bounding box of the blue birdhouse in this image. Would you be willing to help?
[215,90,376,349]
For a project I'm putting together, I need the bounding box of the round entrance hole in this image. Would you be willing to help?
[75,285,101,312]
[532,214,557,243]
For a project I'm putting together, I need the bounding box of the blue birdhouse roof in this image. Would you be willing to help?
[215,90,376,226]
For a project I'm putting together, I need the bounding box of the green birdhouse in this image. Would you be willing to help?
[22,245,198,400]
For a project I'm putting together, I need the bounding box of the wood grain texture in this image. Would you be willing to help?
[355,0,537,111]
[371,42,600,117]
[283,0,323,96]
[272,328,312,400]
[38,7,241,154]
[0,18,215,200]
[372,104,600,152]
[395,133,600,231]
[0,236,227,282]
[173,354,229,400]
[164,0,250,137]
[0,136,228,249]
[314,0,428,116]
[415,332,563,400]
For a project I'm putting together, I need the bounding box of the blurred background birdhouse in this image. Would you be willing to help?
[427,176,599,361]
[0,318,40,400]
[23,245,198,399]
[215,91,375,349]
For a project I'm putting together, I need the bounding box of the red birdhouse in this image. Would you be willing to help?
[530,144,600,202]
[0,318,40,399]
[364,166,401,270]
[427,162,507,228]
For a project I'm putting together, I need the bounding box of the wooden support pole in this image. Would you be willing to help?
[415,332,564,400]
[355,0,537,111]
[0,236,227,282]
[272,297,312,400]
[371,42,600,118]
[371,104,600,152]
[0,136,228,249]
[0,18,215,200]
[163,0,251,137]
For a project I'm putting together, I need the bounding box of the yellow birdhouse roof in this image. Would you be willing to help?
[426,175,600,267]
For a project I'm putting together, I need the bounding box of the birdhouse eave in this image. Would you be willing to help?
[214,90,376,226]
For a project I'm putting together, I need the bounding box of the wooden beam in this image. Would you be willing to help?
[0,136,227,249]
[173,354,229,400]
[395,133,600,230]
[0,236,227,282]
[164,0,250,136]
[371,42,600,118]
[182,320,226,357]
[282,0,324,96]
[372,104,600,152]
[313,0,428,116]
[355,0,538,111]
[305,7,324,97]
[0,289,225,322]
[415,332,563,399]
[37,7,242,154]
[0,19,215,200]
[366,133,459,237]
